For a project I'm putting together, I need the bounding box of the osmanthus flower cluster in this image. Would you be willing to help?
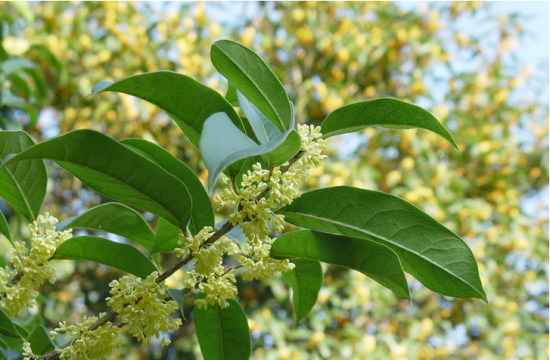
[106,272,181,346]
[0,213,72,317]
[177,226,240,309]
[182,124,327,308]
[47,315,122,360]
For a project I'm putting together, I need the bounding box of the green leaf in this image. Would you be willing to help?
[167,289,186,320]
[0,131,47,221]
[320,98,459,151]
[25,326,54,356]
[277,186,487,301]
[212,40,291,132]
[200,113,300,192]
[237,90,281,144]
[0,309,19,338]
[281,259,323,324]
[0,59,34,76]
[1,130,191,229]
[150,218,181,255]
[91,71,245,149]
[225,83,238,106]
[120,139,214,235]
[0,211,10,245]
[65,203,155,251]
[0,348,22,360]
[193,294,251,360]
[271,230,410,300]
[53,236,157,279]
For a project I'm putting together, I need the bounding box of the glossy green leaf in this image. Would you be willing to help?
[0,211,10,245]
[237,90,281,144]
[200,113,300,191]
[271,230,410,299]
[91,71,245,149]
[25,326,54,356]
[320,98,458,151]
[65,203,155,250]
[0,131,47,221]
[212,40,291,131]
[225,83,238,106]
[1,130,191,229]
[0,309,19,338]
[0,348,22,360]
[281,259,323,324]
[168,289,186,320]
[277,186,487,301]
[53,236,157,279]
[120,139,214,235]
[194,294,251,360]
[150,218,182,255]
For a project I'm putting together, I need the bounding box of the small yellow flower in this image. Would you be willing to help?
[106,272,181,345]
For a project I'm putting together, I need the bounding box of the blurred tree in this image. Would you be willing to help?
[0,1,547,359]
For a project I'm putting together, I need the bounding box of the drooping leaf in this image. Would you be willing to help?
[271,230,410,299]
[65,203,155,250]
[167,289,186,320]
[193,294,251,360]
[53,236,157,279]
[0,131,47,221]
[91,71,245,149]
[0,309,19,338]
[0,348,23,360]
[320,98,459,151]
[212,40,291,132]
[281,259,323,324]
[200,113,300,191]
[25,326,54,356]
[120,139,214,235]
[0,211,10,246]
[237,90,281,144]
[277,186,487,301]
[150,218,182,255]
[1,130,191,229]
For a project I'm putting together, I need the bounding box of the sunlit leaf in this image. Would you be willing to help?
[281,259,323,324]
[271,230,410,299]
[200,113,300,191]
[321,98,458,151]
[212,40,292,131]
[121,139,214,235]
[194,294,251,360]
[1,130,191,229]
[25,326,54,356]
[149,218,181,255]
[65,203,155,250]
[53,236,157,279]
[277,187,487,301]
[0,131,47,221]
[91,71,245,149]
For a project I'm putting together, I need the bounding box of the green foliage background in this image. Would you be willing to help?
[0,1,548,359]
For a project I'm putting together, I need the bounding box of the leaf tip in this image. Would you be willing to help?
[90,80,114,95]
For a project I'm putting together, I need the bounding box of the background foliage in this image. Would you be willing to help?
[0,1,548,359]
